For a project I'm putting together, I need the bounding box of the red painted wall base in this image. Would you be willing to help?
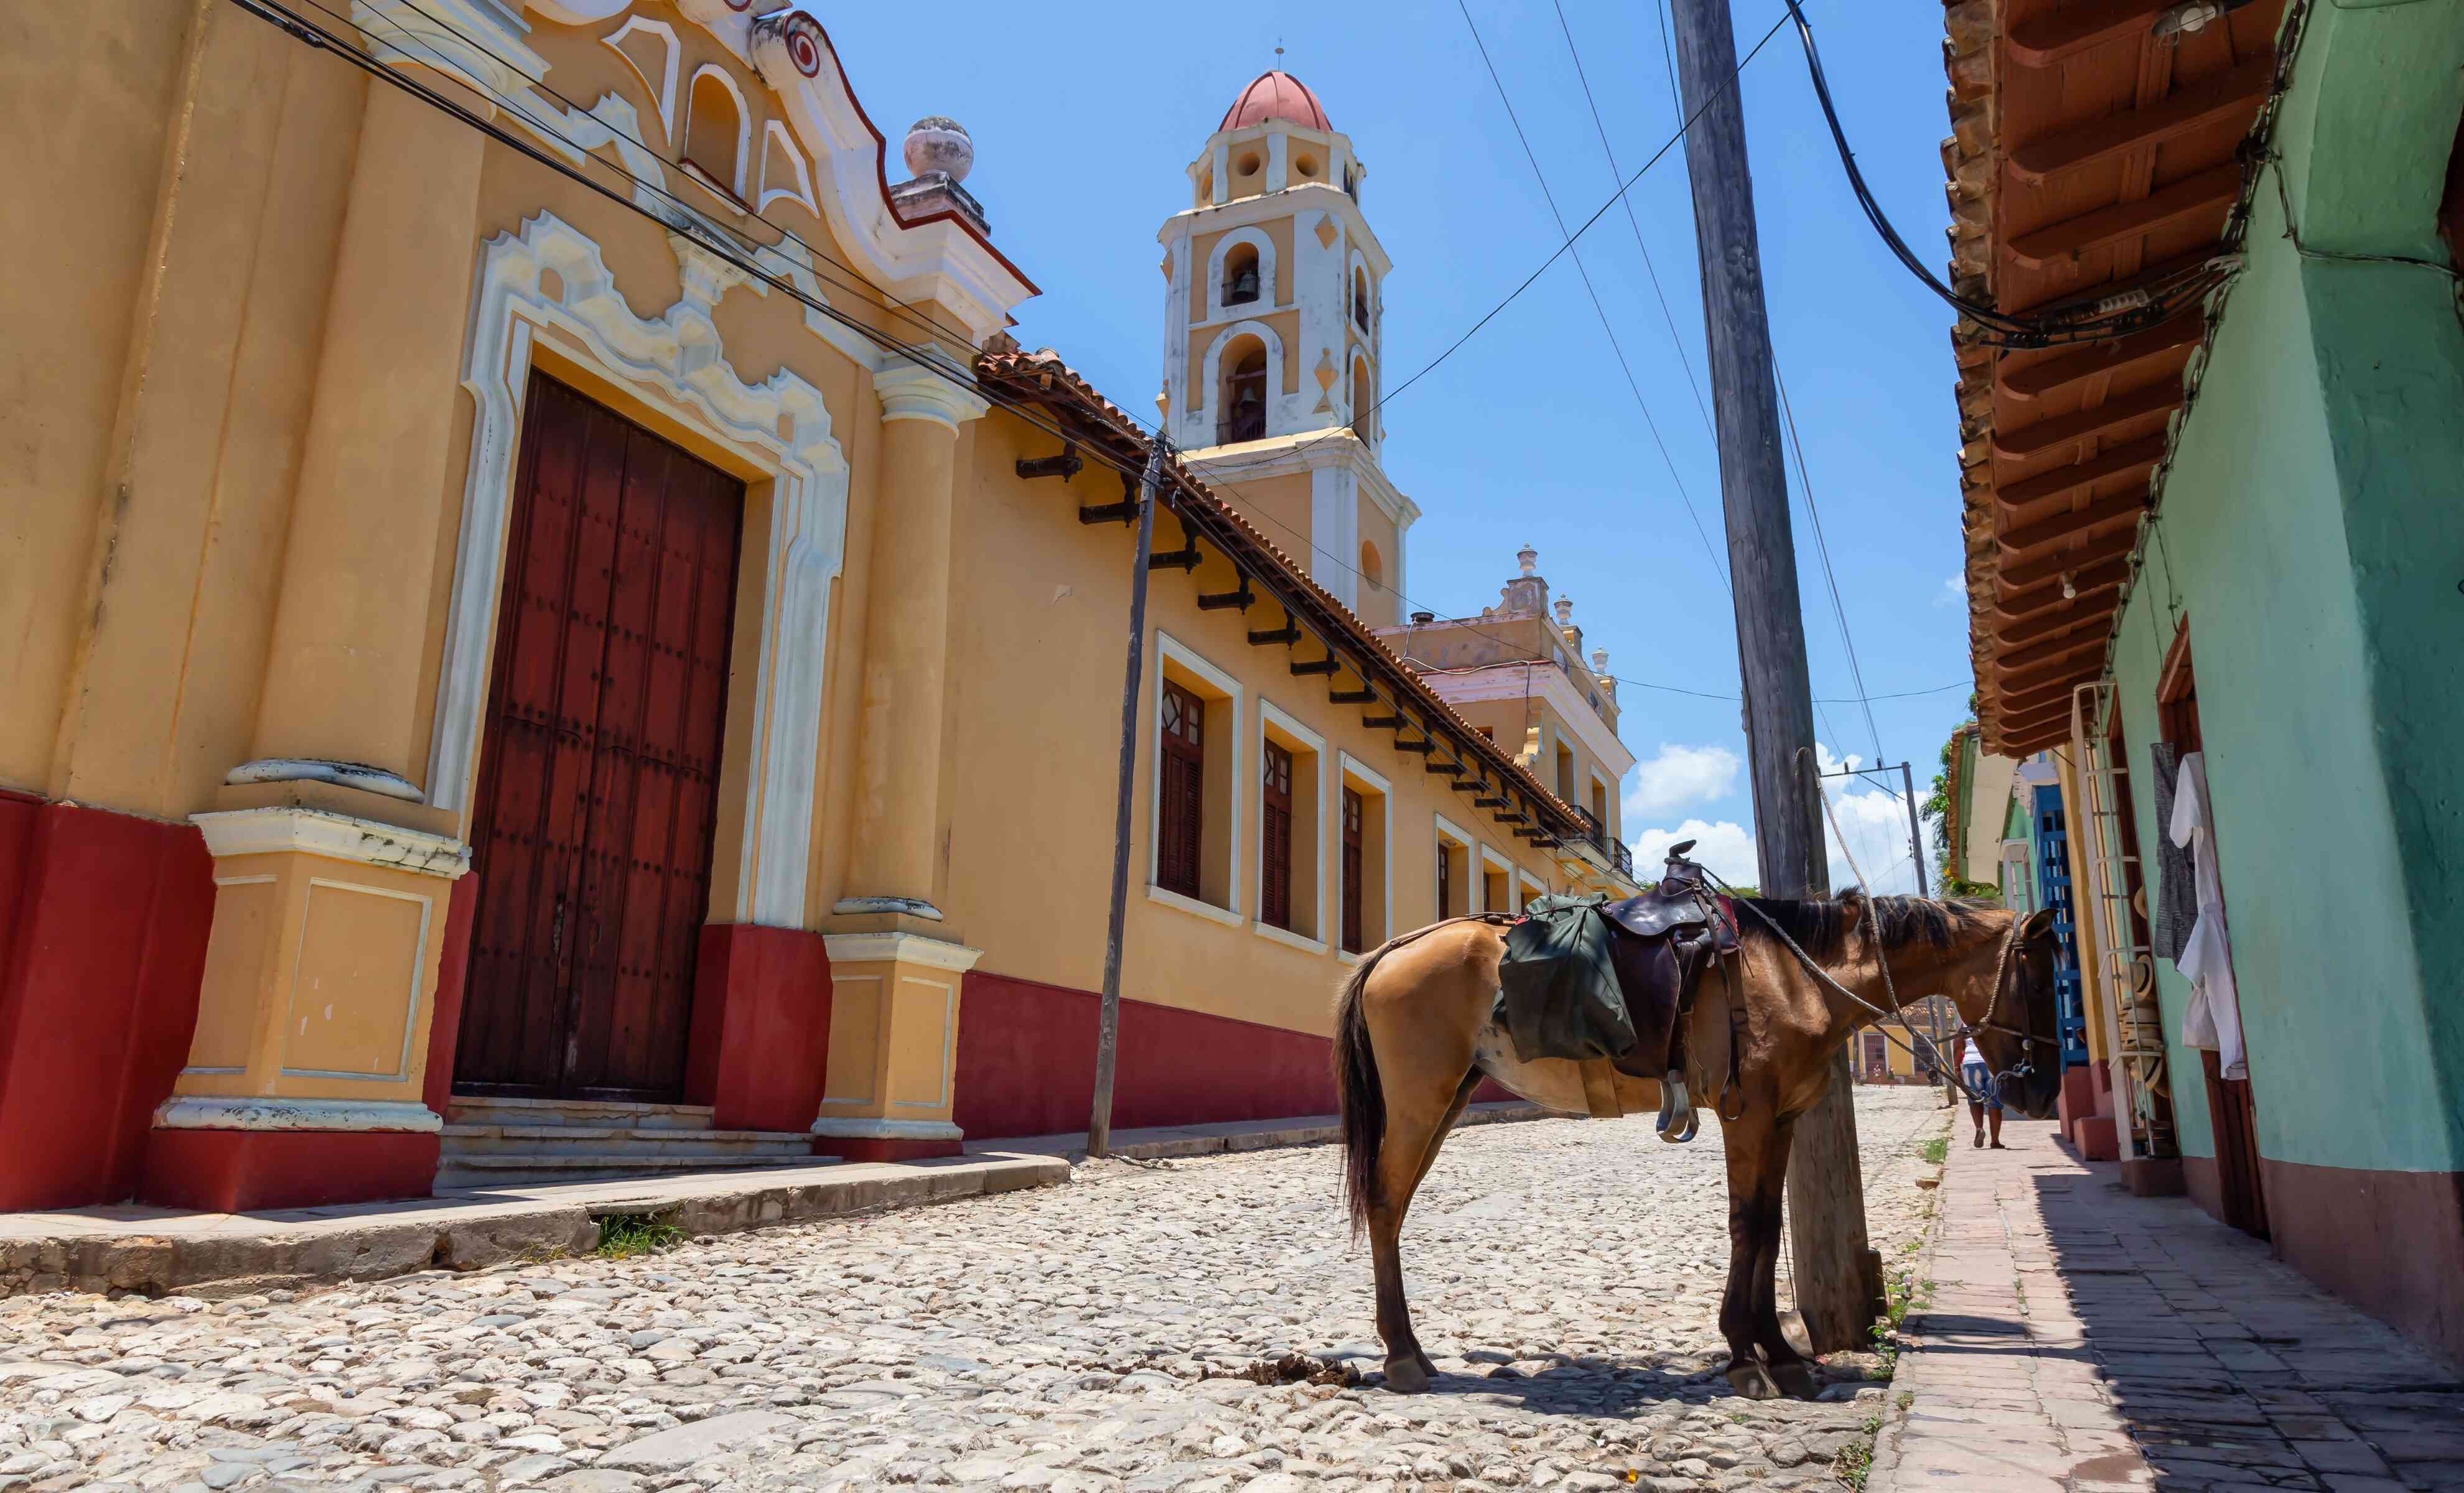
[139,1127,441,1214]
[0,796,215,1211]
[684,924,833,1133]
[823,1137,963,1163]
[954,971,1341,1140]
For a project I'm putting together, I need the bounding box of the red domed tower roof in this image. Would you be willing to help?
[1220,70,1330,132]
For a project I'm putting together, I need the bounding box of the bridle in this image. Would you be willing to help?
[1707,870,2054,1109]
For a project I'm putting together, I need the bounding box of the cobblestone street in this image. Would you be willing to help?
[1,1091,1950,1492]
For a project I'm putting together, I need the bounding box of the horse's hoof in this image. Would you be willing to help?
[1778,1309,1813,1357]
[1383,1356,1430,1394]
[1771,1359,1822,1402]
[1415,1347,1439,1378]
[1726,1361,1783,1400]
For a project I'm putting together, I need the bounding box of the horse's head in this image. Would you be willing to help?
[1964,907,2064,1119]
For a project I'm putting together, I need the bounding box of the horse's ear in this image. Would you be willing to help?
[2020,907,2056,941]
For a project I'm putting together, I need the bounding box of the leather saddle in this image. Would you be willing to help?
[1596,840,1740,1143]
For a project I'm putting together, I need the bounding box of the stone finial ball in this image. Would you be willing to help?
[903,116,973,182]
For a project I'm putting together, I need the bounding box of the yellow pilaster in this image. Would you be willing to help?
[813,933,983,1151]
[835,364,989,924]
[165,807,467,1135]
[236,72,485,796]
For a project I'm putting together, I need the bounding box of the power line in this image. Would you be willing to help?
[243,0,1906,724]
[1553,0,1715,442]
[1455,0,1727,593]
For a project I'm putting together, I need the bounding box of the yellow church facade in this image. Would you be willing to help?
[0,1,1636,1212]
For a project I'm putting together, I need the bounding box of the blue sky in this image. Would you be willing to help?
[820,1,1967,893]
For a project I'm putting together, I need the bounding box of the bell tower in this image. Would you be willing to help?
[1157,70,1417,621]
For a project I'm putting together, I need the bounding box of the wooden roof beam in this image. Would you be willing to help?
[2008,164,2243,268]
[1992,559,2132,621]
[2007,0,2170,66]
[1998,523,2142,591]
[1990,628,2107,676]
[1986,587,2122,649]
[1994,435,2166,514]
[1998,316,2203,403]
[1997,490,2150,559]
[1993,383,2184,461]
[2008,57,2274,184]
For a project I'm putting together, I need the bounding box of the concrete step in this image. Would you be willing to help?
[439,1123,814,1159]
[446,1095,714,1131]
[434,1151,837,1193]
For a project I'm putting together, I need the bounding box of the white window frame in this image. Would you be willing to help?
[1254,696,1329,955]
[1335,751,1393,964]
[1433,814,1475,923]
[1147,630,1244,928]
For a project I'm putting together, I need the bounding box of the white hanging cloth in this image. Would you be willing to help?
[2170,750,2246,1080]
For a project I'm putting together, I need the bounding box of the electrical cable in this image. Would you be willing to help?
[1552,0,1715,441]
[234,0,1956,732]
[1775,0,2230,347]
[1457,0,1729,593]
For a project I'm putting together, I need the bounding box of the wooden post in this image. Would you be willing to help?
[1901,761,1930,899]
[1669,0,1884,1354]
[1088,440,1170,1158]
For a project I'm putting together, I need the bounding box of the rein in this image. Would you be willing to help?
[1702,872,2040,1109]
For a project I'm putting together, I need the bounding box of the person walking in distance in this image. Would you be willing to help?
[1950,1033,2005,1149]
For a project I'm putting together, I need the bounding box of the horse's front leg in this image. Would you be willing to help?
[1719,1109,1819,1400]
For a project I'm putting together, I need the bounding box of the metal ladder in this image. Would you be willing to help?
[2071,682,2177,1163]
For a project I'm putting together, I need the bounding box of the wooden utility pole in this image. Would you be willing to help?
[1088,439,1171,1158]
[1669,0,1885,1354]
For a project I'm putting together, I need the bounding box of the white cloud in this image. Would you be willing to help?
[1814,743,1926,896]
[1628,819,1760,888]
[1935,575,1964,608]
[1624,742,1742,819]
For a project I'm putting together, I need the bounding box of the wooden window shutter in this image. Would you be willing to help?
[1261,743,1293,929]
[1159,683,1205,899]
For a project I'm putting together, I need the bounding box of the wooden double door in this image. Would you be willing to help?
[452,374,742,1101]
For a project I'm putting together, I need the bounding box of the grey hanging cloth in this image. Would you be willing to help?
[2149,742,2196,961]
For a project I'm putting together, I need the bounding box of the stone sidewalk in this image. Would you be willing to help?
[1870,1117,2464,1492]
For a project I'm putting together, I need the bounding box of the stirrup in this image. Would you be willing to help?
[1656,1071,1698,1144]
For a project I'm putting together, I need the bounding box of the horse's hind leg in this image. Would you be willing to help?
[1368,1066,1481,1393]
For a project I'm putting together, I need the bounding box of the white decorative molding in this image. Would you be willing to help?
[683,62,754,199]
[354,0,544,97]
[599,15,680,144]
[1147,883,1245,929]
[190,807,470,878]
[223,758,424,803]
[823,933,984,973]
[872,361,991,430]
[809,1117,963,1142]
[1205,226,1279,322]
[1252,920,1328,957]
[1414,659,1635,780]
[153,1097,444,1134]
[1309,466,1359,609]
[1152,632,1244,920]
[1196,319,1290,427]
[757,119,819,216]
[434,212,849,933]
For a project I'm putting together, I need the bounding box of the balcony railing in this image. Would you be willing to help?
[1570,807,1636,882]
[1217,407,1266,445]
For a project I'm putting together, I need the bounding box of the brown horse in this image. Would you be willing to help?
[1332,891,2063,1399]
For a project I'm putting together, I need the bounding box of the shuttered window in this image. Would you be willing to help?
[1158,682,1205,899]
[1261,742,1294,930]
[1341,787,1365,954]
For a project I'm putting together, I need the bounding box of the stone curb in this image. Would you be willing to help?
[1862,1139,1954,1493]
[0,1154,1066,1302]
[973,1100,1549,1163]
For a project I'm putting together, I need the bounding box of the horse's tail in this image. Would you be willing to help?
[1333,946,1388,1239]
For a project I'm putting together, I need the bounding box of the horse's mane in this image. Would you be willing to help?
[1738,893,2003,959]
